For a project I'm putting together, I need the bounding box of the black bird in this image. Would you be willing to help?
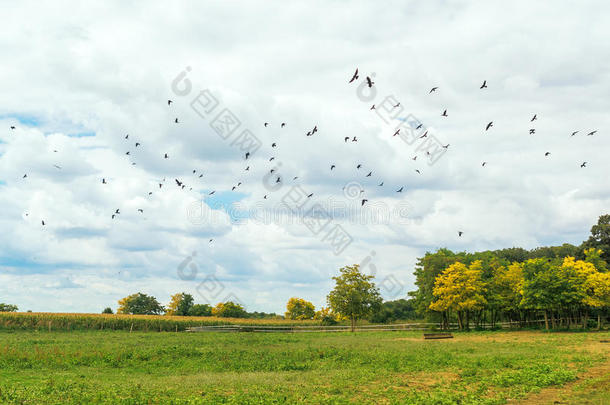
[396,187,403,193]
[370,104,375,110]
[545,152,551,156]
[307,193,313,198]
[271,143,276,147]
[193,170,196,174]
[415,169,421,174]
[442,144,450,149]
[138,209,144,213]
[264,122,268,127]
[412,156,417,161]
[232,186,236,191]
[270,169,275,173]
[480,80,487,89]
[245,166,250,171]
[356,164,362,169]
[10,126,15,130]
[53,165,61,169]
[378,182,384,186]
[209,239,213,243]
[366,76,374,87]
[168,100,172,105]
[293,176,298,180]
[352,136,357,142]
[366,171,372,177]
[164,153,169,159]
[281,123,286,128]
[393,102,400,108]
[199,174,203,178]
[159,183,163,188]
[209,191,216,195]
[175,179,183,186]
[429,87,438,93]
[330,165,335,170]
[269,157,275,161]
[349,68,359,83]
[313,126,318,133]
[393,129,400,137]
[264,195,267,199]
[361,199,368,206]
[587,130,597,136]
[23,174,27,178]
[441,109,448,117]
[416,124,423,130]
[486,122,493,131]
[306,131,311,136]
[125,134,129,139]
[245,152,250,159]
[135,142,140,147]
[42,220,45,226]
[344,137,349,142]
[102,178,107,184]
[571,131,579,137]
[531,114,537,122]
[458,231,463,237]
[115,209,120,214]
[419,131,428,139]
[111,214,116,219]
[148,192,152,195]
[125,151,130,155]
[529,129,536,135]
[175,118,179,123]
[276,177,281,183]
[482,162,487,167]
[581,162,587,168]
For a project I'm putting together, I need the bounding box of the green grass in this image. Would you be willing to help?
[0,329,607,404]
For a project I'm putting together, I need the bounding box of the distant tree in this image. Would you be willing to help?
[327,265,382,332]
[314,307,339,325]
[188,304,212,317]
[102,307,113,314]
[582,214,610,263]
[117,292,164,315]
[285,297,315,320]
[369,298,418,323]
[0,303,18,312]
[166,293,194,316]
[212,301,247,318]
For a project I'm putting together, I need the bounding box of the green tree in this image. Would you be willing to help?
[188,304,212,317]
[212,301,247,318]
[166,292,194,316]
[117,292,164,315]
[582,214,610,263]
[285,297,315,320]
[0,303,18,312]
[327,264,382,332]
[102,307,113,314]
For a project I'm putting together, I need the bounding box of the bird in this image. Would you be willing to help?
[529,129,536,135]
[111,214,116,219]
[209,191,216,195]
[209,239,213,243]
[41,220,45,226]
[175,118,179,123]
[125,151,130,155]
[276,177,281,183]
[356,164,362,169]
[571,131,579,137]
[486,122,493,131]
[393,102,400,108]
[458,231,463,237]
[245,166,250,171]
[419,131,428,139]
[53,165,61,169]
[366,76,374,87]
[330,165,335,170]
[415,169,421,174]
[482,162,487,167]
[352,136,357,142]
[480,80,487,89]
[232,186,236,191]
[264,195,267,199]
[545,152,551,157]
[270,169,275,174]
[102,178,107,184]
[361,199,368,206]
[293,176,298,180]
[164,153,169,159]
[148,192,152,195]
[396,187,403,193]
[271,143,277,147]
[587,130,597,136]
[531,114,537,122]
[349,68,359,83]
[199,174,203,178]
[115,209,120,214]
[269,157,275,161]
[581,162,587,168]
[281,123,286,128]
[344,137,349,142]
[264,122,268,127]
[159,183,163,189]
[192,170,196,174]
[441,110,448,117]
[138,209,144,213]
[378,182,384,186]
[393,129,400,137]
[167,100,172,105]
[442,144,450,149]
[416,124,423,130]
[412,156,417,161]
[175,179,183,186]
[245,152,250,159]
[307,193,314,198]
[366,171,372,177]
[10,126,15,130]
[429,87,438,93]
[22,174,27,178]
[125,134,129,139]
[135,142,140,147]
[370,104,375,110]
[312,125,318,134]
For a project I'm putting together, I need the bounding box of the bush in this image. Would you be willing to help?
[102,307,113,314]
[0,303,18,312]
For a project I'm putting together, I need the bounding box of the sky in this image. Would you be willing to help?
[0,1,608,314]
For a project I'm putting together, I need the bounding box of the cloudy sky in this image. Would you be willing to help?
[0,1,608,314]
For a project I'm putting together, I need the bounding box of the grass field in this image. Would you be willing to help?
[0,329,608,404]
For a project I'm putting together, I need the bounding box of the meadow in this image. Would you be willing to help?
[0,328,608,404]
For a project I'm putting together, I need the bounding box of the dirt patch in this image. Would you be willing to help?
[391,331,549,343]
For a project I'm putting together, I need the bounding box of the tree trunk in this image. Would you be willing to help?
[544,310,549,330]
[457,311,464,330]
[598,313,602,331]
[350,316,355,332]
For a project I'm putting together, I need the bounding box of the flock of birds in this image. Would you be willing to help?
[12,67,600,240]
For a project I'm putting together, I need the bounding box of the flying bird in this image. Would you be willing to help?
[330,165,335,170]
[352,136,357,142]
[307,193,313,198]
[370,104,375,110]
[356,164,362,169]
[41,220,45,226]
[167,100,172,105]
[396,187,403,193]
[531,114,537,122]
[281,123,286,128]
[271,143,277,147]
[581,162,587,168]
[269,157,275,161]
[482,162,487,167]
[419,131,428,139]
[164,153,169,159]
[53,165,61,169]
[276,177,281,183]
[486,122,493,131]
[245,152,250,159]
[393,129,400,137]
[264,122,268,127]
[442,144,450,149]
[344,137,349,142]
[10,126,15,130]
[209,191,216,195]
[458,231,463,237]
[366,171,372,177]
[175,118,179,123]
[441,110,448,117]
[416,124,423,130]
[22,174,27,178]
[571,131,579,137]
[366,76,374,87]
[349,68,359,83]
[393,102,400,108]
[415,169,421,174]
[125,134,129,139]
[102,178,107,184]
[545,152,551,156]
[361,199,368,206]
[138,209,144,213]
[115,209,120,214]
[412,156,417,161]
[429,87,438,93]
[135,143,140,147]
[175,179,182,186]
[245,166,250,171]
[529,129,536,135]
[480,80,487,89]
[587,130,597,136]
[125,151,130,155]
[378,182,384,186]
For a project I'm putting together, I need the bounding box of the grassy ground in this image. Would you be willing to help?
[0,329,608,404]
